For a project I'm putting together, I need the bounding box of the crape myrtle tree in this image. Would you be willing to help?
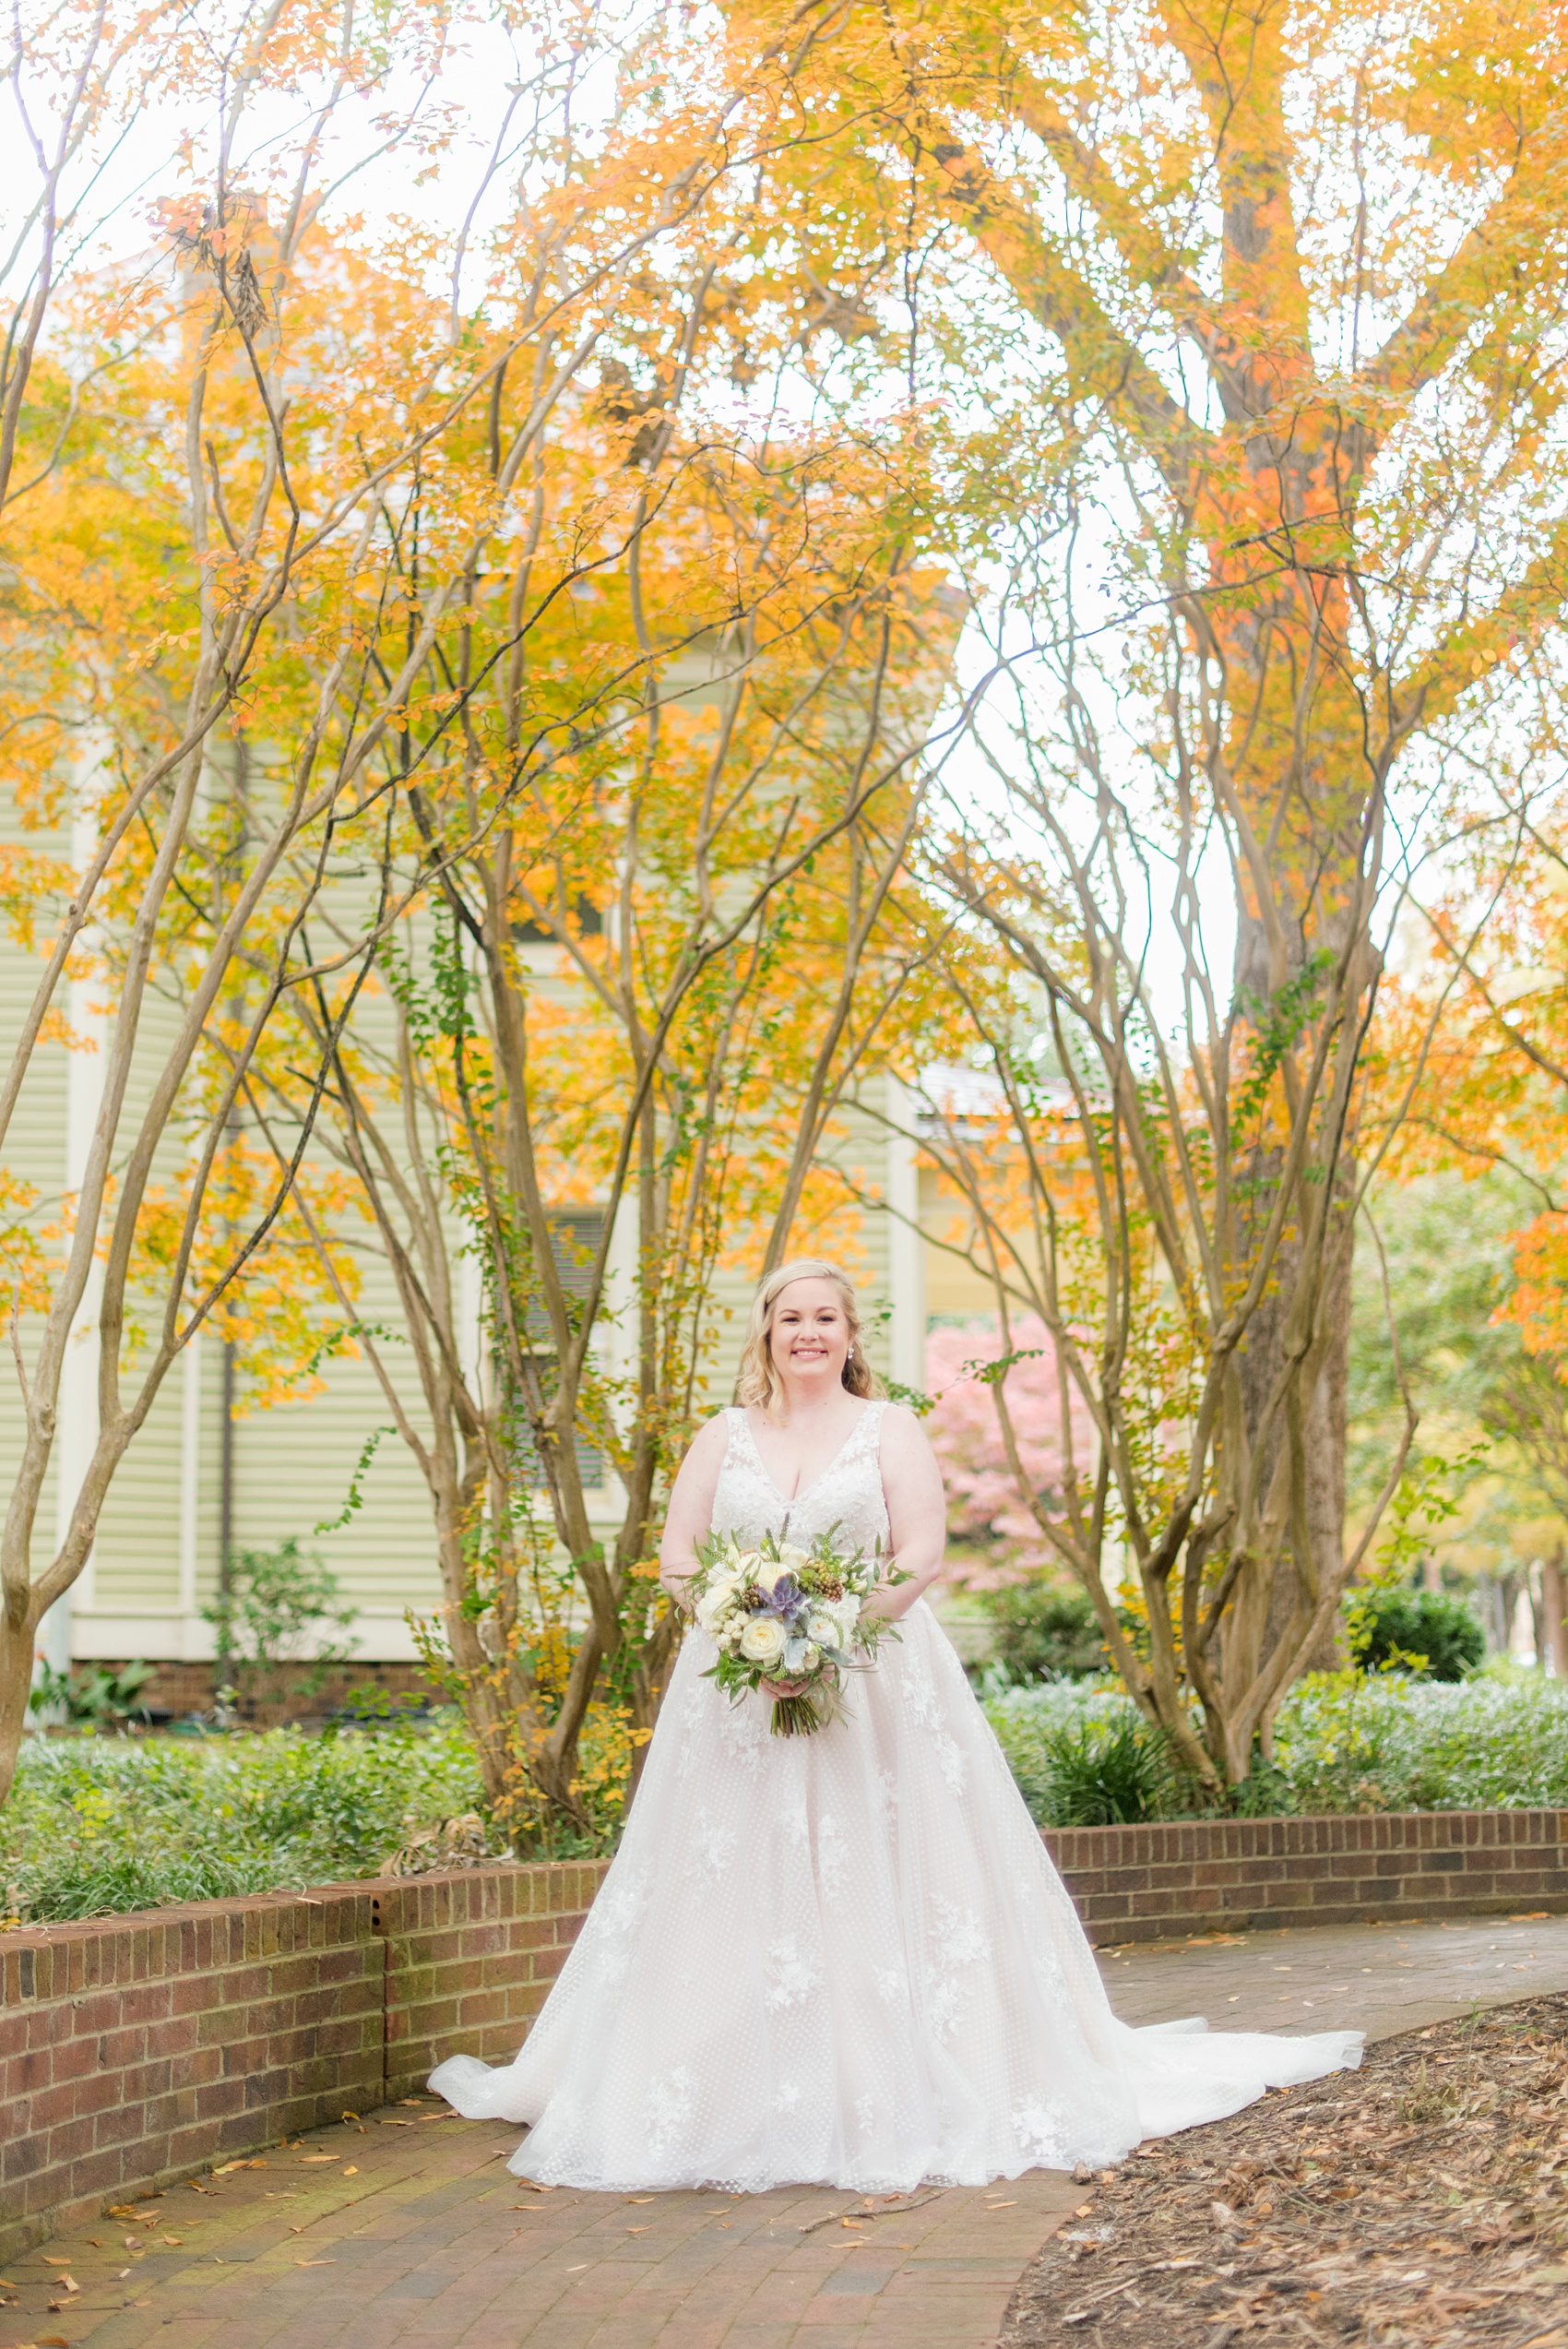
[703,0,1568,1786]
[270,424,961,1831]
[0,0,892,1806]
[199,16,968,1827]
[0,0,472,1803]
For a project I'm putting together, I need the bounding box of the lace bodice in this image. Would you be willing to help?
[709,1401,890,1555]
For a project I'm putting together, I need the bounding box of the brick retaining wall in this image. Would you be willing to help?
[4,1813,1565,2258]
[374,1862,609,2099]
[1043,1807,1568,1942]
[0,1862,607,2261]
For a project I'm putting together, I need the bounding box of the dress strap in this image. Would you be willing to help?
[725,1403,755,1456]
[849,1397,888,1450]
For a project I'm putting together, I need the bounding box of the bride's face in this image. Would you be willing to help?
[767,1278,851,1394]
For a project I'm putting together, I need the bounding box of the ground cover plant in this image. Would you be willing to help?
[1002,1993,1568,2349]
[1,1718,490,1924]
[8,1669,1568,1926]
[2,1700,652,1925]
[984,1676,1568,1828]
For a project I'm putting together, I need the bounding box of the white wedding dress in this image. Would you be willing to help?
[429,1401,1362,2190]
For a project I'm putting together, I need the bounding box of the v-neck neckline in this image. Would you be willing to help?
[739,1403,876,1510]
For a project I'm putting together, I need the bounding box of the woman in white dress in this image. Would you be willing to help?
[430,1258,1361,2192]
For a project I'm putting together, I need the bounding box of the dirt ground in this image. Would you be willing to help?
[1003,1993,1568,2348]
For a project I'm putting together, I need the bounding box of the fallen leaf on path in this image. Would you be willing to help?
[626,2226,650,2235]
[342,2166,359,2176]
[293,2260,334,2267]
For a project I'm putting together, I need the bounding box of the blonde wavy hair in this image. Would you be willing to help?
[735,1258,883,1415]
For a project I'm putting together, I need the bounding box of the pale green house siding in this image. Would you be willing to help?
[4,789,926,1671]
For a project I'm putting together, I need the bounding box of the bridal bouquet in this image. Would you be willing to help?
[688,1526,905,1736]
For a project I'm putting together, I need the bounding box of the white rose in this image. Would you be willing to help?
[776,1542,812,1578]
[739,1616,787,1666]
[731,1549,764,1583]
[799,1642,821,1672]
[829,1596,861,1640]
[804,1608,838,1646]
[695,1575,742,1632]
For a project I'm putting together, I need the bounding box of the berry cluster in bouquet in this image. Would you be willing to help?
[688,1525,908,1736]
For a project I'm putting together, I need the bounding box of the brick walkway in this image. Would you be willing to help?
[5,1913,1566,2349]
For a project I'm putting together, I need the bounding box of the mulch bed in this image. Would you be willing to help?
[1003,1993,1568,2347]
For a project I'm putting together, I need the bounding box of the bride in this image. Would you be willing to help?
[430,1258,1361,2192]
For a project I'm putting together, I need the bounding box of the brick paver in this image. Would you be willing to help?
[5,1911,1566,2349]
[1100,1907,1568,2041]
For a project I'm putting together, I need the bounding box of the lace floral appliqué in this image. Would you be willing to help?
[766,1936,821,2012]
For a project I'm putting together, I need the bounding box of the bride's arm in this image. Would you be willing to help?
[862,1402,949,1623]
[658,1415,730,1613]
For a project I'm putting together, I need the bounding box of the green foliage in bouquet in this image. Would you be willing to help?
[689,1526,908,1735]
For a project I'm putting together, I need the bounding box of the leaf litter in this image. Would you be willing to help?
[1003,1992,1568,2347]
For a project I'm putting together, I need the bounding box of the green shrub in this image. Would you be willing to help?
[1348,1586,1485,1681]
[1033,1711,1177,1824]
[984,1674,1568,1820]
[29,1659,155,1726]
[979,1580,1106,1683]
[202,1538,357,1712]
[983,1684,1181,1823]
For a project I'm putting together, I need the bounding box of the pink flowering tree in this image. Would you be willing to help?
[925,1318,1098,1588]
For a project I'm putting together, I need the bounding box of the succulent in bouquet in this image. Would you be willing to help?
[687,1525,908,1735]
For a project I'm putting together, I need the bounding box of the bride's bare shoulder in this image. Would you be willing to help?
[876,1398,943,1468]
